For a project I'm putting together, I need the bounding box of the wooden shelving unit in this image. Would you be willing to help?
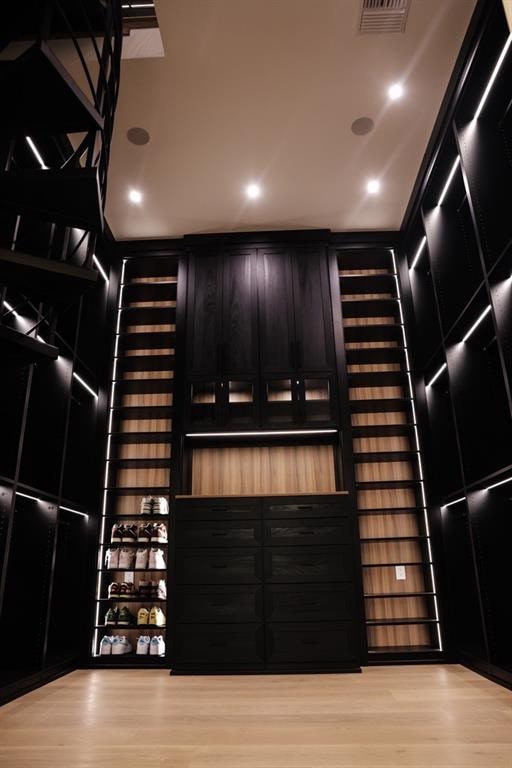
[92,256,180,665]
[338,249,441,657]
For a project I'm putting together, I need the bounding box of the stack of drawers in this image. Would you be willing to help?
[172,494,363,672]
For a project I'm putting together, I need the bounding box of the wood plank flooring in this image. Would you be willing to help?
[0,665,511,767]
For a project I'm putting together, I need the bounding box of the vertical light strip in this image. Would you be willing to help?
[26,136,48,169]
[437,157,460,206]
[94,260,127,656]
[391,249,442,650]
[410,236,427,271]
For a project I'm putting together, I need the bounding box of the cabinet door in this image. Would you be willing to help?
[222,249,258,376]
[186,251,222,376]
[257,248,296,374]
[292,247,335,372]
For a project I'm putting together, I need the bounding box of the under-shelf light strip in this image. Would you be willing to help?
[26,136,47,169]
[73,372,98,399]
[93,255,109,284]
[426,363,447,388]
[16,492,88,518]
[94,259,127,654]
[437,157,460,207]
[474,32,512,120]
[391,249,442,649]
[442,496,466,509]
[461,305,491,343]
[409,236,427,271]
[485,476,512,491]
[186,429,337,438]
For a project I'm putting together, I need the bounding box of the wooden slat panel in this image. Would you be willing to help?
[367,624,431,648]
[121,393,173,407]
[359,514,419,538]
[191,445,337,496]
[363,564,426,594]
[349,386,404,400]
[355,461,414,483]
[347,363,401,373]
[122,370,174,380]
[344,317,396,326]
[117,443,171,459]
[357,488,417,509]
[113,467,170,488]
[125,348,174,356]
[353,436,411,453]
[126,324,175,333]
[361,540,423,565]
[365,596,430,620]
[119,418,172,433]
[351,411,408,426]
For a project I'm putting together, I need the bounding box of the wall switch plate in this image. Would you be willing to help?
[395,565,406,580]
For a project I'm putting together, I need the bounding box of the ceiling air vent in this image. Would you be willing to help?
[359,0,411,34]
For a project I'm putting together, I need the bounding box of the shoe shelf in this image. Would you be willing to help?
[337,248,442,655]
[92,256,180,666]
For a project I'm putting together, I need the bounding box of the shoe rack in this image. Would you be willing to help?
[91,254,181,664]
[337,247,442,657]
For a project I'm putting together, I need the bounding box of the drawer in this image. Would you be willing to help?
[264,500,350,519]
[176,501,260,521]
[265,583,355,622]
[175,586,263,622]
[266,621,358,665]
[264,546,352,583]
[173,623,264,665]
[176,548,263,584]
[176,519,262,548]
[264,517,351,546]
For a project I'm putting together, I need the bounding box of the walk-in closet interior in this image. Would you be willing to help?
[1,0,511,708]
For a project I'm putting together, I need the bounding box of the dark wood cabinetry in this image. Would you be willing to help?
[172,494,363,673]
[186,241,337,430]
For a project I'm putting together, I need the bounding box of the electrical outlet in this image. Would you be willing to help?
[395,565,406,580]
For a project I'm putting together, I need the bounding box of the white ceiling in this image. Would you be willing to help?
[105,0,476,240]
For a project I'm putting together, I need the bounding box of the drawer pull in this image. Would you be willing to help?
[211,564,228,569]
[297,505,313,510]
[212,532,228,536]
[302,639,320,645]
[298,530,315,535]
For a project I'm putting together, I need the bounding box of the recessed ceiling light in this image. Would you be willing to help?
[366,179,380,195]
[128,188,143,204]
[351,117,374,136]
[127,127,150,146]
[388,83,404,100]
[245,182,261,200]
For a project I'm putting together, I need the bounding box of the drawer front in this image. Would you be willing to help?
[264,517,351,546]
[176,502,260,521]
[173,623,264,665]
[177,520,262,548]
[266,622,358,665]
[265,583,355,622]
[175,586,263,622]
[264,546,352,583]
[264,500,350,519]
[176,548,263,584]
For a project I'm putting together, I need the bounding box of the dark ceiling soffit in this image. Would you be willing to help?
[400,0,493,233]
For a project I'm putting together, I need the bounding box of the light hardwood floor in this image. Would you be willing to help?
[0,665,511,767]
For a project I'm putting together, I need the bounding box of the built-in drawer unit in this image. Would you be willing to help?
[173,493,363,672]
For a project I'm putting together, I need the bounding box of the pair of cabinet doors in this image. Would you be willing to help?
[186,245,337,428]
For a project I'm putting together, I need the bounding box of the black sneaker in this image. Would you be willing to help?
[105,606,119,625]
[117,606,136,626]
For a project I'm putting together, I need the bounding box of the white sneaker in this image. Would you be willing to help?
[149,635,165,656]
[149,548,166,569]
[155,496,169,515]
[111,636,132,655]
[118,547,135,569]
[135,547,149,569]
[136,636,151,655]
[156,579,167,600]
[105,548,119,569]
[99,636,114,655]
[149,606,166,627]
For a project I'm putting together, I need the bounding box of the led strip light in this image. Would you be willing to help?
[390,249,443,651]
[93,259,127,655]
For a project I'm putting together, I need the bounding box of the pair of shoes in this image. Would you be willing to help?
[134,547,167,570]
[138,579,167,600]
[140,496,168,515]
[100,635,133,655]
[105,606,137,626]
[137,606,166,627]
[136,635,165,656]
[110,523,137,542]
[111,523,168,544]
[105,547,137,570]
[108,581,138,598]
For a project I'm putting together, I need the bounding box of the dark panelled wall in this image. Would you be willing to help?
[0,148,118,700]
[398,0,512,689]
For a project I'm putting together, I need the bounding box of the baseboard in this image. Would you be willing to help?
[0,661,77,706]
